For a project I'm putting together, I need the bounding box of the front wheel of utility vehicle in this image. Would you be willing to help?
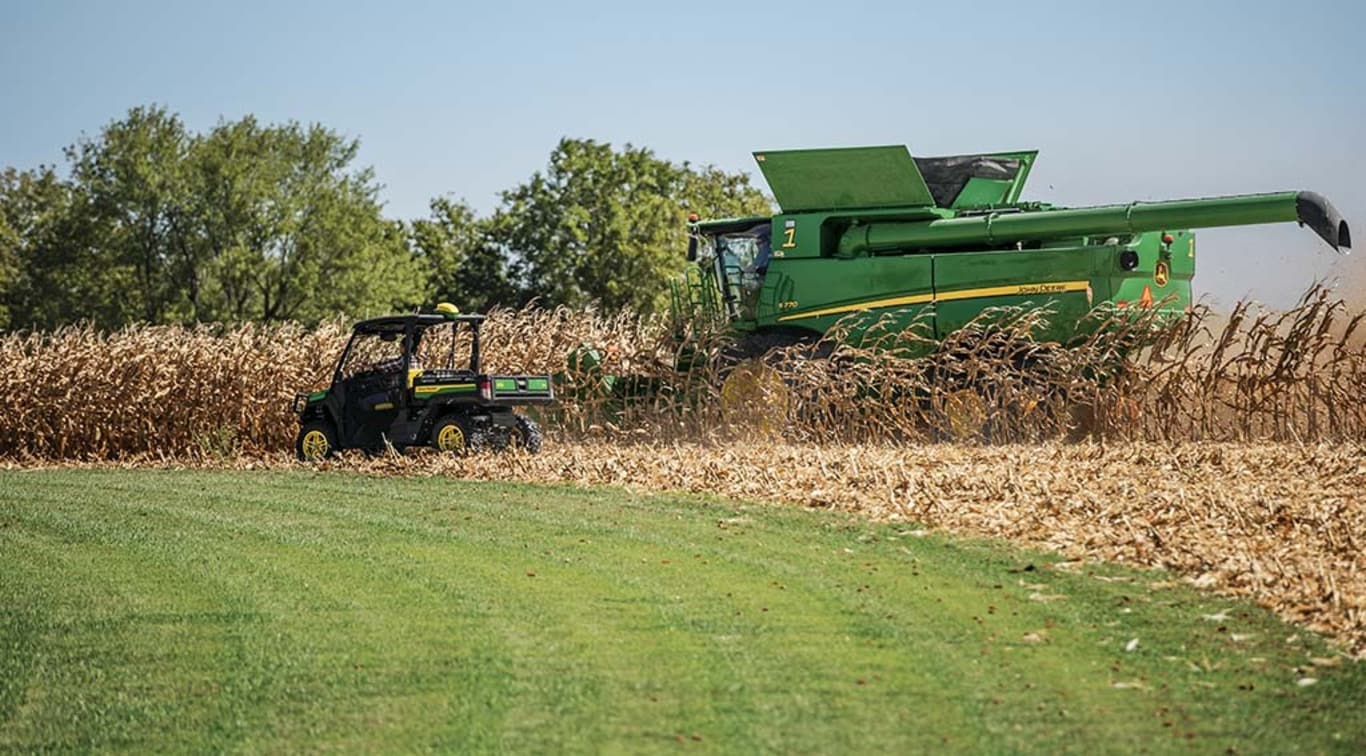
[296,421,338,461]
[512,415,543,453]
[431,416,480,454]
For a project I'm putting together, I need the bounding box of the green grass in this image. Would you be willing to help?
[0,470,1361,753]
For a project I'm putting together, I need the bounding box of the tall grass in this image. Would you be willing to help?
[0,285,1362,459]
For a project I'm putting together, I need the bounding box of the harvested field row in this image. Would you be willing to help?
[352,441,1366,658]
[11,441,1363,658]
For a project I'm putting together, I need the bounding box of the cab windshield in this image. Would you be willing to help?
[339,331,407,380]
[694,223,771,320]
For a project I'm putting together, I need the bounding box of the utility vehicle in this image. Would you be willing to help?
[293,304,552,460]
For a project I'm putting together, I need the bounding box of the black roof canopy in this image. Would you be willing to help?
[352,313,486,334]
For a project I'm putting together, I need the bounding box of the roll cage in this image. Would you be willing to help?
[333,313,488,387]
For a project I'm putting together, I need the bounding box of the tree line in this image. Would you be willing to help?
[0,106,771,330]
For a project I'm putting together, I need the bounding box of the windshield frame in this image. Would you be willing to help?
[695,221,772,321]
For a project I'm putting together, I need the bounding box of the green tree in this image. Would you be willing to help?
[0,197,16,329]
[65,105,194,323]
[409,197,516,312]
[3,106,428,328]
[494,138,771,313]
[186,117,424,323]
[0,166,114,330]
[0,175,22,329]
[3,109,777,328]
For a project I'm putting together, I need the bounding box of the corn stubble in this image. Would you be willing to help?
[1,284,1363,653]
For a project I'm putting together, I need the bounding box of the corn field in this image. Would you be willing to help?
[1,284,1363,459]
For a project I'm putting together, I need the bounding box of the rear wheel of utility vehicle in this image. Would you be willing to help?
[511,415,543,453]
[431,415,480,454]
[484,429,510,452]
[296,421,338,462]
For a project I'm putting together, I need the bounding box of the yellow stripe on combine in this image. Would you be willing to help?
[780,293,934,321]
[777,280,1091,322]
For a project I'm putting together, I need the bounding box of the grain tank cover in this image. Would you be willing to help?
[754,145,936,212]
[913,151,1037,208]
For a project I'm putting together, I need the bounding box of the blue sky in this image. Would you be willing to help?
[3,0,1363,307]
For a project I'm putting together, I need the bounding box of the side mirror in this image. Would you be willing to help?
[687,236,698,262]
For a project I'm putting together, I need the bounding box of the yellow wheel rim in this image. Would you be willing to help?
[941,389,988,441]
[436,423,465,451]
[300,429,330,460]
[719,359,790,438]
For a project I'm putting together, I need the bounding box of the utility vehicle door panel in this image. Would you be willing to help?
[340,369,403,447]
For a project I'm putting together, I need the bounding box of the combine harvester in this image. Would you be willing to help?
[674,145,1351,357]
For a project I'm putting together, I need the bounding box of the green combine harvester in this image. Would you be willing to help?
[675,145,1351,355]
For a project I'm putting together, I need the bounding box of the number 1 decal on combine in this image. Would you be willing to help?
[782,219,797,249]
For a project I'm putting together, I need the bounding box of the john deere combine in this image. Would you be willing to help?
[675,145,1350,353]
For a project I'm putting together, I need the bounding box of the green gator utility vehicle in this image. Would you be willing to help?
[293,304,553,460]
[676,145,1350,355]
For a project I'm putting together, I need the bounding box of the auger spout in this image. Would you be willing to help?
[837,191,1352,257]
[1296,192,1351,250]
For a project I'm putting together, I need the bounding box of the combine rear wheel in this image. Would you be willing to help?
[717,329,829,438]
[719,359,791,437]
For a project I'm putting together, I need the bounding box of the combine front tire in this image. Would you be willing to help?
[296,421,338,462]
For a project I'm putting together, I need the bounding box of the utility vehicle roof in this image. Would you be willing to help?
[352,313,486,334]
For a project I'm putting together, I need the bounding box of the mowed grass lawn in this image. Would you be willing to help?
[1,470,1361,753]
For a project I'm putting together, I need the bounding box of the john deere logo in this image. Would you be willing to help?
[1154,261,1170,288]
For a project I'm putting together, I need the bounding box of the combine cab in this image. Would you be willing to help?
[675,145,1350,355]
